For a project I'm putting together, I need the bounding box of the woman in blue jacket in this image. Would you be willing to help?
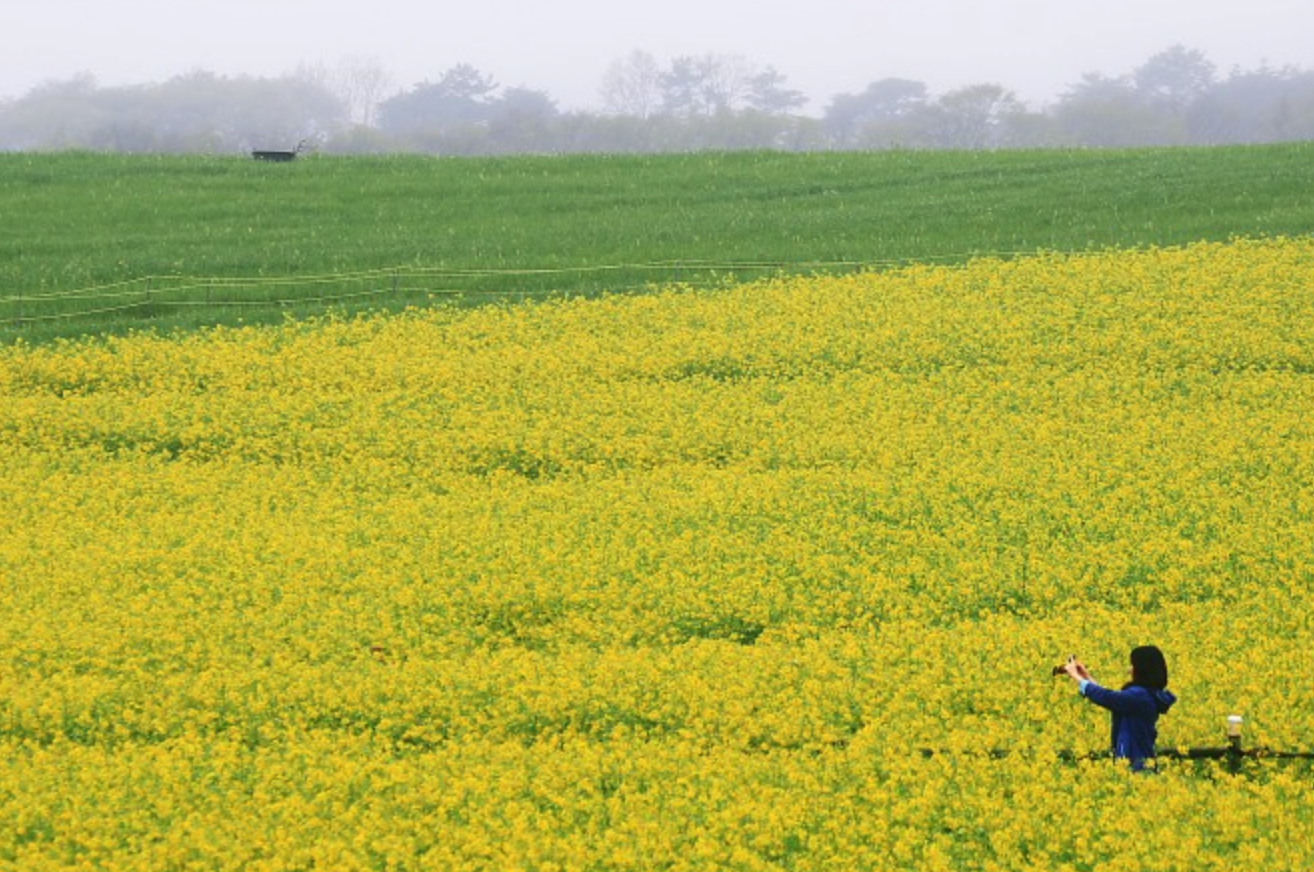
[1061,645,1177,772]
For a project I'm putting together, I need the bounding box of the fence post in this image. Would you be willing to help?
[1227,715,1244,774]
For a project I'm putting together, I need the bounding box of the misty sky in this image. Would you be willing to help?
[3,0,1311,111]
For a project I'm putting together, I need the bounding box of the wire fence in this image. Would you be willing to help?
[916,746,1314,765]
[0,262,761,327]
[0,251,1051,330]
[726,731,1313,771]
[921,715,1314,769]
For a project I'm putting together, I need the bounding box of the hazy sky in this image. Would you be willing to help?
[3,0,1311,111]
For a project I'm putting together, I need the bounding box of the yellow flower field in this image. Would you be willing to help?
[2,237,1313,870]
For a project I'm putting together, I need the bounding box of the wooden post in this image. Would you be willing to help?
[1227,715,1244,774]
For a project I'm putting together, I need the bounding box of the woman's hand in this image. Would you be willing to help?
[1063,657,1091,683]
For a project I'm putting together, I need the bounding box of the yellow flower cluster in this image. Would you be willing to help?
[2,237,1313,870]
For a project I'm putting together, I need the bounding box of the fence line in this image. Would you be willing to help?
[2,250,1071,328]
[913,745,1314,769]
[0,264,711,327]
[5,258,884,299]
[915,745,1314,761]
[9,276,152,302]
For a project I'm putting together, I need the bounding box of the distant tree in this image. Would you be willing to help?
[823,78,927,146]
[150,71,344,150]
[1045,50,1219,146]
[1272,70,1314,142]
[745,66,808,115]
[0,70,343,152]
[0,73,104,149]
[1053,71,1184,146]
[438,64,500,103]
[655,53,807,119]
[1061,72,1135,103]
[660,55,718,117]
[298,56,393,127]
[599,50,663,118]
[487,87,559,153]
[377,64,499,133]
[494,87,557,119]
[341,56,393,128]
[601,51,807,124]
[699,54,757,114]
[914,84,1027,149]
[1187,65,1314,144]
[1133,45,1216,112]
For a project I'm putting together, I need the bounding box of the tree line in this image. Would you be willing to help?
[3,46,1312,154]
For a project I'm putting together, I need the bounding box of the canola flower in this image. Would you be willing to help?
[1,237,1313,870]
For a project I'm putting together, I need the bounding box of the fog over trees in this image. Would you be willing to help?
[3,46,1312,154]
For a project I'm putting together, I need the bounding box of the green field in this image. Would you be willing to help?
[3,144,1313,342]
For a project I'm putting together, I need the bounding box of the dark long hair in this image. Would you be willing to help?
[1125,645,1169,691]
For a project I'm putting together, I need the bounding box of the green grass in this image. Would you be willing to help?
[3,144,1313,342]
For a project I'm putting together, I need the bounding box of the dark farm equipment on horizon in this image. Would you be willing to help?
[251,139,310,162]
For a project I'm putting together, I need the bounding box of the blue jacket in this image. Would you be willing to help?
[1078,680,1177,771]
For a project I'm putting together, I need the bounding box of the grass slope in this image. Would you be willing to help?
[2,144,1312,341]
